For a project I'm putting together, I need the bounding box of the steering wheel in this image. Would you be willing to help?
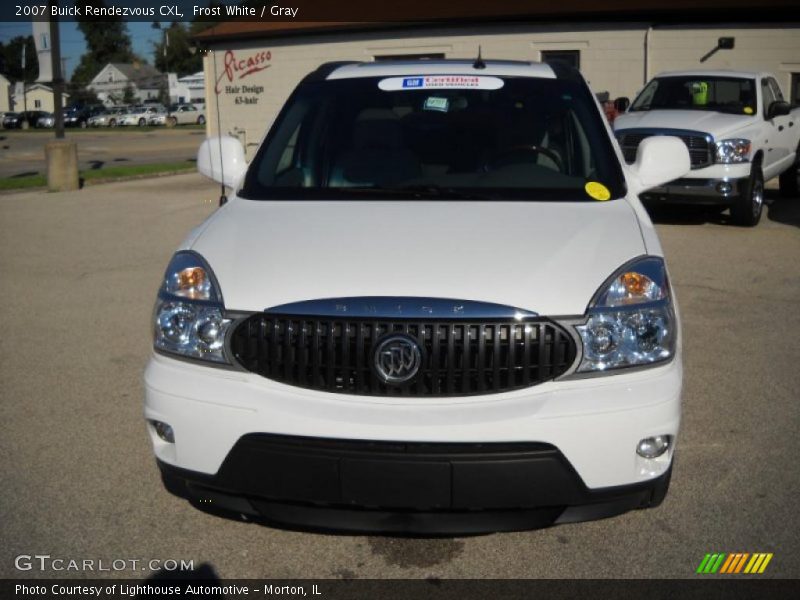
[483,145,564,173]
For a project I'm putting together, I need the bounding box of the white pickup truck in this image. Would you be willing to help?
[614,70,800,226]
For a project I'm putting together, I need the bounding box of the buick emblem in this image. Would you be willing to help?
[374,335,422,384]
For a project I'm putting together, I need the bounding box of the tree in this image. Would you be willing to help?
[0,36,38,83]
[71,0,136,85]
[122,84,136,105]
[153,23,202,77]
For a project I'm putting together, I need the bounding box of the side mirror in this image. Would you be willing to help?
[767,100,791,119]
[630,136,691,190]
[197,136,247,188]
[614,97,630,113]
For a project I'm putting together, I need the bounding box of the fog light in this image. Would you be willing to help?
[716,181,732,195]
[150,420,175,443]
[636,435,671,458]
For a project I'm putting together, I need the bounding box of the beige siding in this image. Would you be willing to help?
[202,24,800,158]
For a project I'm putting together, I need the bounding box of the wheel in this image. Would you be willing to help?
[138,117,146,127]
[197,115,206,125]
[109,119,117,127]
[730,164,763,227]
[168,116,178,127]
[779,146,799,198]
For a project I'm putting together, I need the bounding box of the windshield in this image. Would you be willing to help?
[630,76,757,115]
[241,75,625,201]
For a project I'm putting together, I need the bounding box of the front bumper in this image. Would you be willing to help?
[640,164,750,205]
[157,435,672,534]
[144,353,681,532]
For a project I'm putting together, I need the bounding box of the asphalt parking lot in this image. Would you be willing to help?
[0,174,798,580]
[0,128,204,179]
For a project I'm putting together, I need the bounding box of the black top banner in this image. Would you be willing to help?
[3,0,800,24]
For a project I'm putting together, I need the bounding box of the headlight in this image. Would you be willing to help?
[575,256,676,373]
[714,139,751,163]
[153,251,232,364]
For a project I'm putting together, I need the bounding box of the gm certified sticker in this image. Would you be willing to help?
[379,75,505,91]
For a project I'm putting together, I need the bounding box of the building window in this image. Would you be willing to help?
[541,50,580,70]
[108,73,113,83]
[374,53,446,61]
[791,73,800,105]
[34,99,41,108]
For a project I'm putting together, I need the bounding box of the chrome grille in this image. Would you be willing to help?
[230,315,577,397]
[617,129,714,169]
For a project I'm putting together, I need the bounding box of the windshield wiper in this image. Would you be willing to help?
[330,185,493,200]
[393,185,493,200]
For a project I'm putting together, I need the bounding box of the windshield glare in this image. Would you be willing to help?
[630,76,757,115]
[241,75,625,201]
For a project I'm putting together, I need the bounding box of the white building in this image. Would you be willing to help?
[10,83,69,113]
[195,20,800,159]
[0,74,11,112]
[177,71,206,105]
[88,62,166,105]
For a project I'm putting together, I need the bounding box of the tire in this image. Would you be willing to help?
[168,116,178,127]
[730,164,764,227]
[109,119,116,127]
[138,117,146,127]
[779,147,799,198]
[197,115,206,125]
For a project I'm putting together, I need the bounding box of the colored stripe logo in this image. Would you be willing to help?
[696,553,773,574]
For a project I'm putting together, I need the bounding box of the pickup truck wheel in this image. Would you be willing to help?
[138,117,146,127]
[779,151,799,198]
[731,165,763,227]
[197,115,206,125]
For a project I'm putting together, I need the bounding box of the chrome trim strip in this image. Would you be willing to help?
[264,297,539,319]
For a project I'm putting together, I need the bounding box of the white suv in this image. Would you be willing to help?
[145,60,690,534]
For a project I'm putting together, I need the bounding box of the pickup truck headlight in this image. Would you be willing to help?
[153,251,232,364]
[575,257,676,373]
[714,139,751,164]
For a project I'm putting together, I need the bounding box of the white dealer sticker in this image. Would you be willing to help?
[378,75,505,91]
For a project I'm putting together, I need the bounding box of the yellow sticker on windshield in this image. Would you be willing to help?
[585,181,611,201]
[744,106,754,115]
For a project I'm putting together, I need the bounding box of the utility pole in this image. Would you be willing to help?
[50,1,65,139]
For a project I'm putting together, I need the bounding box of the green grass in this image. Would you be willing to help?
[0,161,196,191]
[0,174,47,190]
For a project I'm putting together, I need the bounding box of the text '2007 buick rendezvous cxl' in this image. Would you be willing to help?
[145,59,691,534]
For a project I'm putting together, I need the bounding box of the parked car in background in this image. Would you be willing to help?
[147,59,691,534]
[64,105,104,128]
[88,106,129,127]
[120,105,165,126]
[149,103,206,126]
[2,111,48,128]
[614,70,800,226]
[35,112,55,128]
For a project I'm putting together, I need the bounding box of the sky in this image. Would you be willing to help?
[0,20,167,80]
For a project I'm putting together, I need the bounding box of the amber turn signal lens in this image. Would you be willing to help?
[178,267,206,292]
[621,272,649,296]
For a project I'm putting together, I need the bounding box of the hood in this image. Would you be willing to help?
[189,199,647,316]
[615,109,753,139]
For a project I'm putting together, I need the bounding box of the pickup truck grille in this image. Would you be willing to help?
[230,315,577,397]
[617,130,714,169]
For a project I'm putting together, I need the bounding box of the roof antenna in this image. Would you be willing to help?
[473,46,486,70]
